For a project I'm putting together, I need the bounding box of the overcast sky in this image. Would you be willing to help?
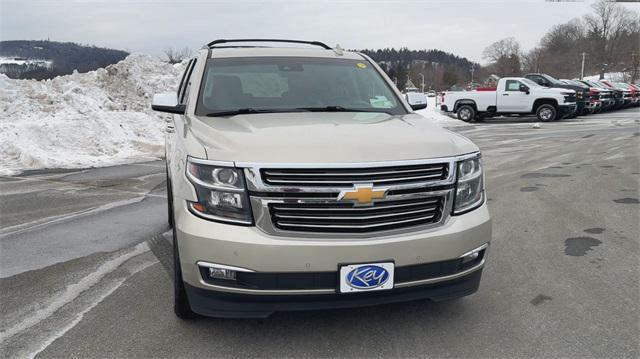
[2,0,639,64]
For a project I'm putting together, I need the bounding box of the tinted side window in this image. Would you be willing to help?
[530,76,545,86]
[505,80,521,91]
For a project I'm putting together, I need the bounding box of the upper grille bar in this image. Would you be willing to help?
[263,165,444,177]
[260,163,448,187]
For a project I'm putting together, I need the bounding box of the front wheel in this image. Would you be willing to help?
[457,105,475,122]
[536,104,557,122]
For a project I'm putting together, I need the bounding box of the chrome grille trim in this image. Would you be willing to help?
[273,206,438,220]
[263,166,443,177]
[263,173,444,185]
[235,154,478,237]
[250,190,453,238]
[240,155,476,193]
[276,215,437,230]
[271,198,439,212]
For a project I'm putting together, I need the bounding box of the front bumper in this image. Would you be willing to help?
[185,269,483,318]
[558,104,577,118]
[175,200,491,316]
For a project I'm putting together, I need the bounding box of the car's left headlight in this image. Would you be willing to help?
[185,157,253,225]
[453,154,484,214]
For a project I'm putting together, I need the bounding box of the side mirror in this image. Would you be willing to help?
[151,93,185,114]
[519,84,530,94]
[406,92,428,111]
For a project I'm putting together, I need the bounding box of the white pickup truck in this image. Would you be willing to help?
[440,77,577,122]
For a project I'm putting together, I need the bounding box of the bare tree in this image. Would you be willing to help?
[482,37,522,76]
[163,47,192,64]
[522,47,545,73]
[583,0,640,79]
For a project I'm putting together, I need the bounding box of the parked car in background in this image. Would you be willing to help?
[405,91,428,110]
[561,79,600,114]
[601,80,634,108]
[630,84,640,107]
[441,77,576,122]
[615,82,639,107]
[579,80,615,111]
[524,73,589,117]
[427,90,436,97]
[597,80,626,109]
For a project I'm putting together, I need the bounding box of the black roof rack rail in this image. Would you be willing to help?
[207,39,331,50]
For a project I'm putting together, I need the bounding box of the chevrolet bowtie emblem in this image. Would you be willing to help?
[338,184,388,206]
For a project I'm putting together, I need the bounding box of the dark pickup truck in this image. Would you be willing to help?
[525,73,589,116]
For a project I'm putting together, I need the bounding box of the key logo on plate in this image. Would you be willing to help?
[345,265,390,289]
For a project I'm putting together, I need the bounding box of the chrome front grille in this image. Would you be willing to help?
[240,156,467,238]
[268,196,444,233]
[260,163,448,187]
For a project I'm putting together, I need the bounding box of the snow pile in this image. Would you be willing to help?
[415,97,465,127]
[583,72,626,82]
[0,57,464,176]
[0,54,185,176]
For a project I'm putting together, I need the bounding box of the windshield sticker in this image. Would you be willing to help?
[356,62,368,69]
[369,96,393,108]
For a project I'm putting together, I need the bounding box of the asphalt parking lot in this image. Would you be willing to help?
[1,108,638,358]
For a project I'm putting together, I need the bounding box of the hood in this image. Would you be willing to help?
[188,112,478,164]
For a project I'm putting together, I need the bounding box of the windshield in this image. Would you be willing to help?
[196,57,406,116]
[521,78,541,88]
[543,74,564,86]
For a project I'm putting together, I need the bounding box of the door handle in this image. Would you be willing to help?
[502,94,509,96]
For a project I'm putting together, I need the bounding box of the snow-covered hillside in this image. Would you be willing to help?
[0,55,460,176]
[0,54,185,175]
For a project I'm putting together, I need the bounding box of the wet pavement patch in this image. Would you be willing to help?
[584,228,605,234]
[564,237,602,256]
[522,173,571,178]
[520,187,538,192]
[613,198,639,204]
[530,294,552,306]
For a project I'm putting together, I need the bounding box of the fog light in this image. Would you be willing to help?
[208,267,236,281]
[459,243,488,264]
[197,261,254,284]
[461,251,480,264]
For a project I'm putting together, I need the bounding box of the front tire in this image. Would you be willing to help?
[536,104,557,122]
[171,202,197,319]
[457,105,475,122]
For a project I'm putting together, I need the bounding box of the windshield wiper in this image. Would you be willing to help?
[205,108,308,117]
[206,108,264,117]
[296,106,369,113]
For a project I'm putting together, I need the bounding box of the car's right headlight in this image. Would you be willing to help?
[185,157,253,225]
[453,154,484,215]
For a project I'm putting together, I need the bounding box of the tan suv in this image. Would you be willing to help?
[152,39,491,319]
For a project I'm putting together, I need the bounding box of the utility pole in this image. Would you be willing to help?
[580,52,586,80]
[418,73,425,93]
[631,52,639,83]
[470,64,475,84]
